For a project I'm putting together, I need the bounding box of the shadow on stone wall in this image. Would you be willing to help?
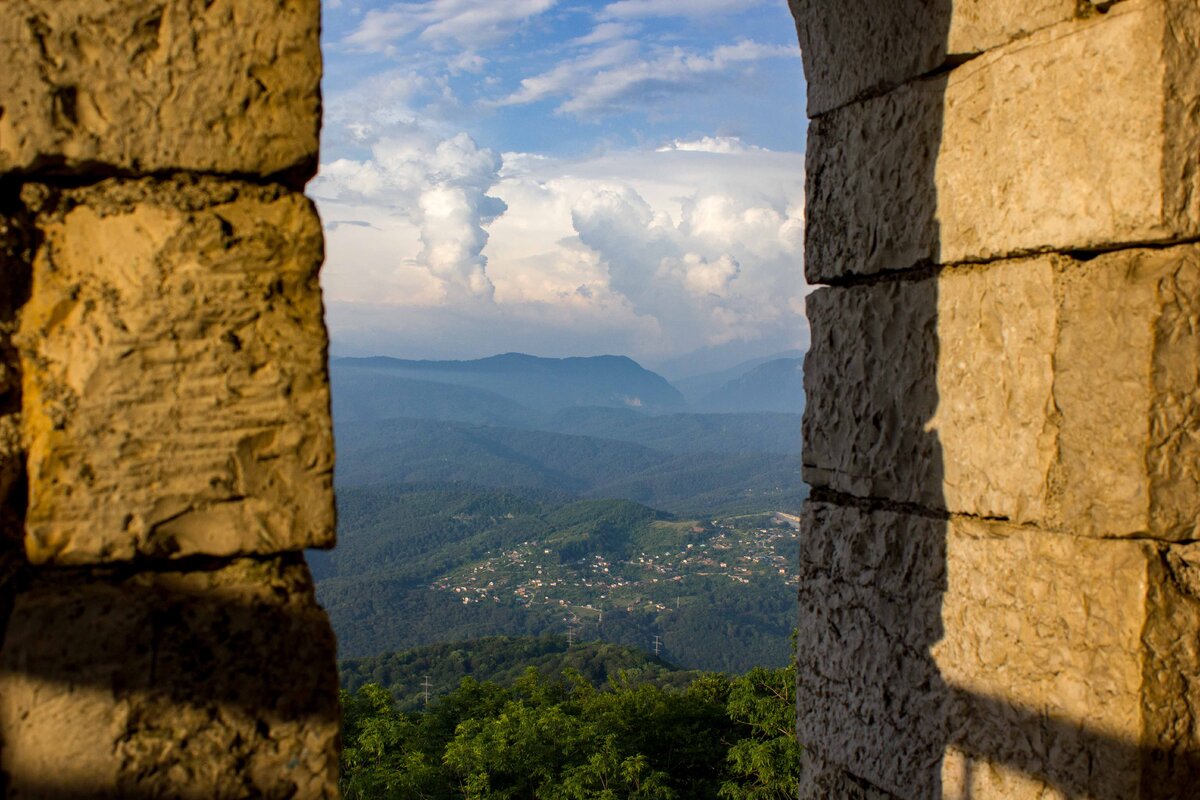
[0,178,340,796]
[797,1,1199,797]
[0,553,339,798]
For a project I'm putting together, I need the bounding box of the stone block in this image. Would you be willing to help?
[805,0,1200,282]
[791,0,1100,117]
[797,501,949,799]
[0,555,339,798]
[16,177,335,564]
[803,245,1200,540]
[798,500,1200,799]
[0,0,321,185]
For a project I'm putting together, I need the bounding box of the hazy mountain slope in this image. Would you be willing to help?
[672,350,804,405]
[543,407,800,456]
[334,353,686,413]
[333,417,805,515]
[331,367,538,427]
[697,358,804,414]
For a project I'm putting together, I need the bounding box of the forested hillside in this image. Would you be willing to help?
[334,418,803,516]
[340,635,699,710]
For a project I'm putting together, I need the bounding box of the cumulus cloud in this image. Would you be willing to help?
[344,0,557,52]
[313,127,507,301]
[497,38,798,116]
[482,145,808,356]
[315,139,809,362]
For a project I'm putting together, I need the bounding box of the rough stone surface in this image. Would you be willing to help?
[0,0,321,185]
[1053,246,1200,540]
[16,177,335,565]
[805,0,1200,282]
[0,555,339,798]
[798,500,1200,800]
[803,245,1200,540]
[791,0,1123,117]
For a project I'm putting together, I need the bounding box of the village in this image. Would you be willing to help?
[429,515,800,619]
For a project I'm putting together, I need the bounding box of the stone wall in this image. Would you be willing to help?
[793,0,1200,797]
[0,2,338,796]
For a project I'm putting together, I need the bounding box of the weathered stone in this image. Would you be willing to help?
[804,245,1200,540]
[16,177,335,564]
[805,0,1200,282]
[791,0,1121,117]
[0,555,339,798]
[0,0,321,185]
[798,500,1200,800]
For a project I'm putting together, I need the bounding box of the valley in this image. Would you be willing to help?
[319,352,805,674]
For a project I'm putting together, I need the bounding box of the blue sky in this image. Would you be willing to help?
[314,0,809,376]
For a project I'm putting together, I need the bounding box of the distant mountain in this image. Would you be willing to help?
[340,635,696,710]
[672,350,804,406]
[697,358,805,414]
[333,353,685,414]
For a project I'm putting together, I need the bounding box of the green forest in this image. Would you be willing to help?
[341,657,800,799]
[341,636,702,711]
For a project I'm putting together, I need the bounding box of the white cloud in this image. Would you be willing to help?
[657,136,763,154]
[495,40,637,108]
[313,127,507,302]
[497,38,798,116]
[570,21,637,45]
[344,0,557,53]
[659,253,741,297]
[600,0,768,19]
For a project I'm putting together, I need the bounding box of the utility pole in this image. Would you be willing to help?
[566,611,579,645]
[422,675,432,707]
[653,635,662,657]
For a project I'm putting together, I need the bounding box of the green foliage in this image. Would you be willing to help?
[339,661,802,799]
[719,664,802,800]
